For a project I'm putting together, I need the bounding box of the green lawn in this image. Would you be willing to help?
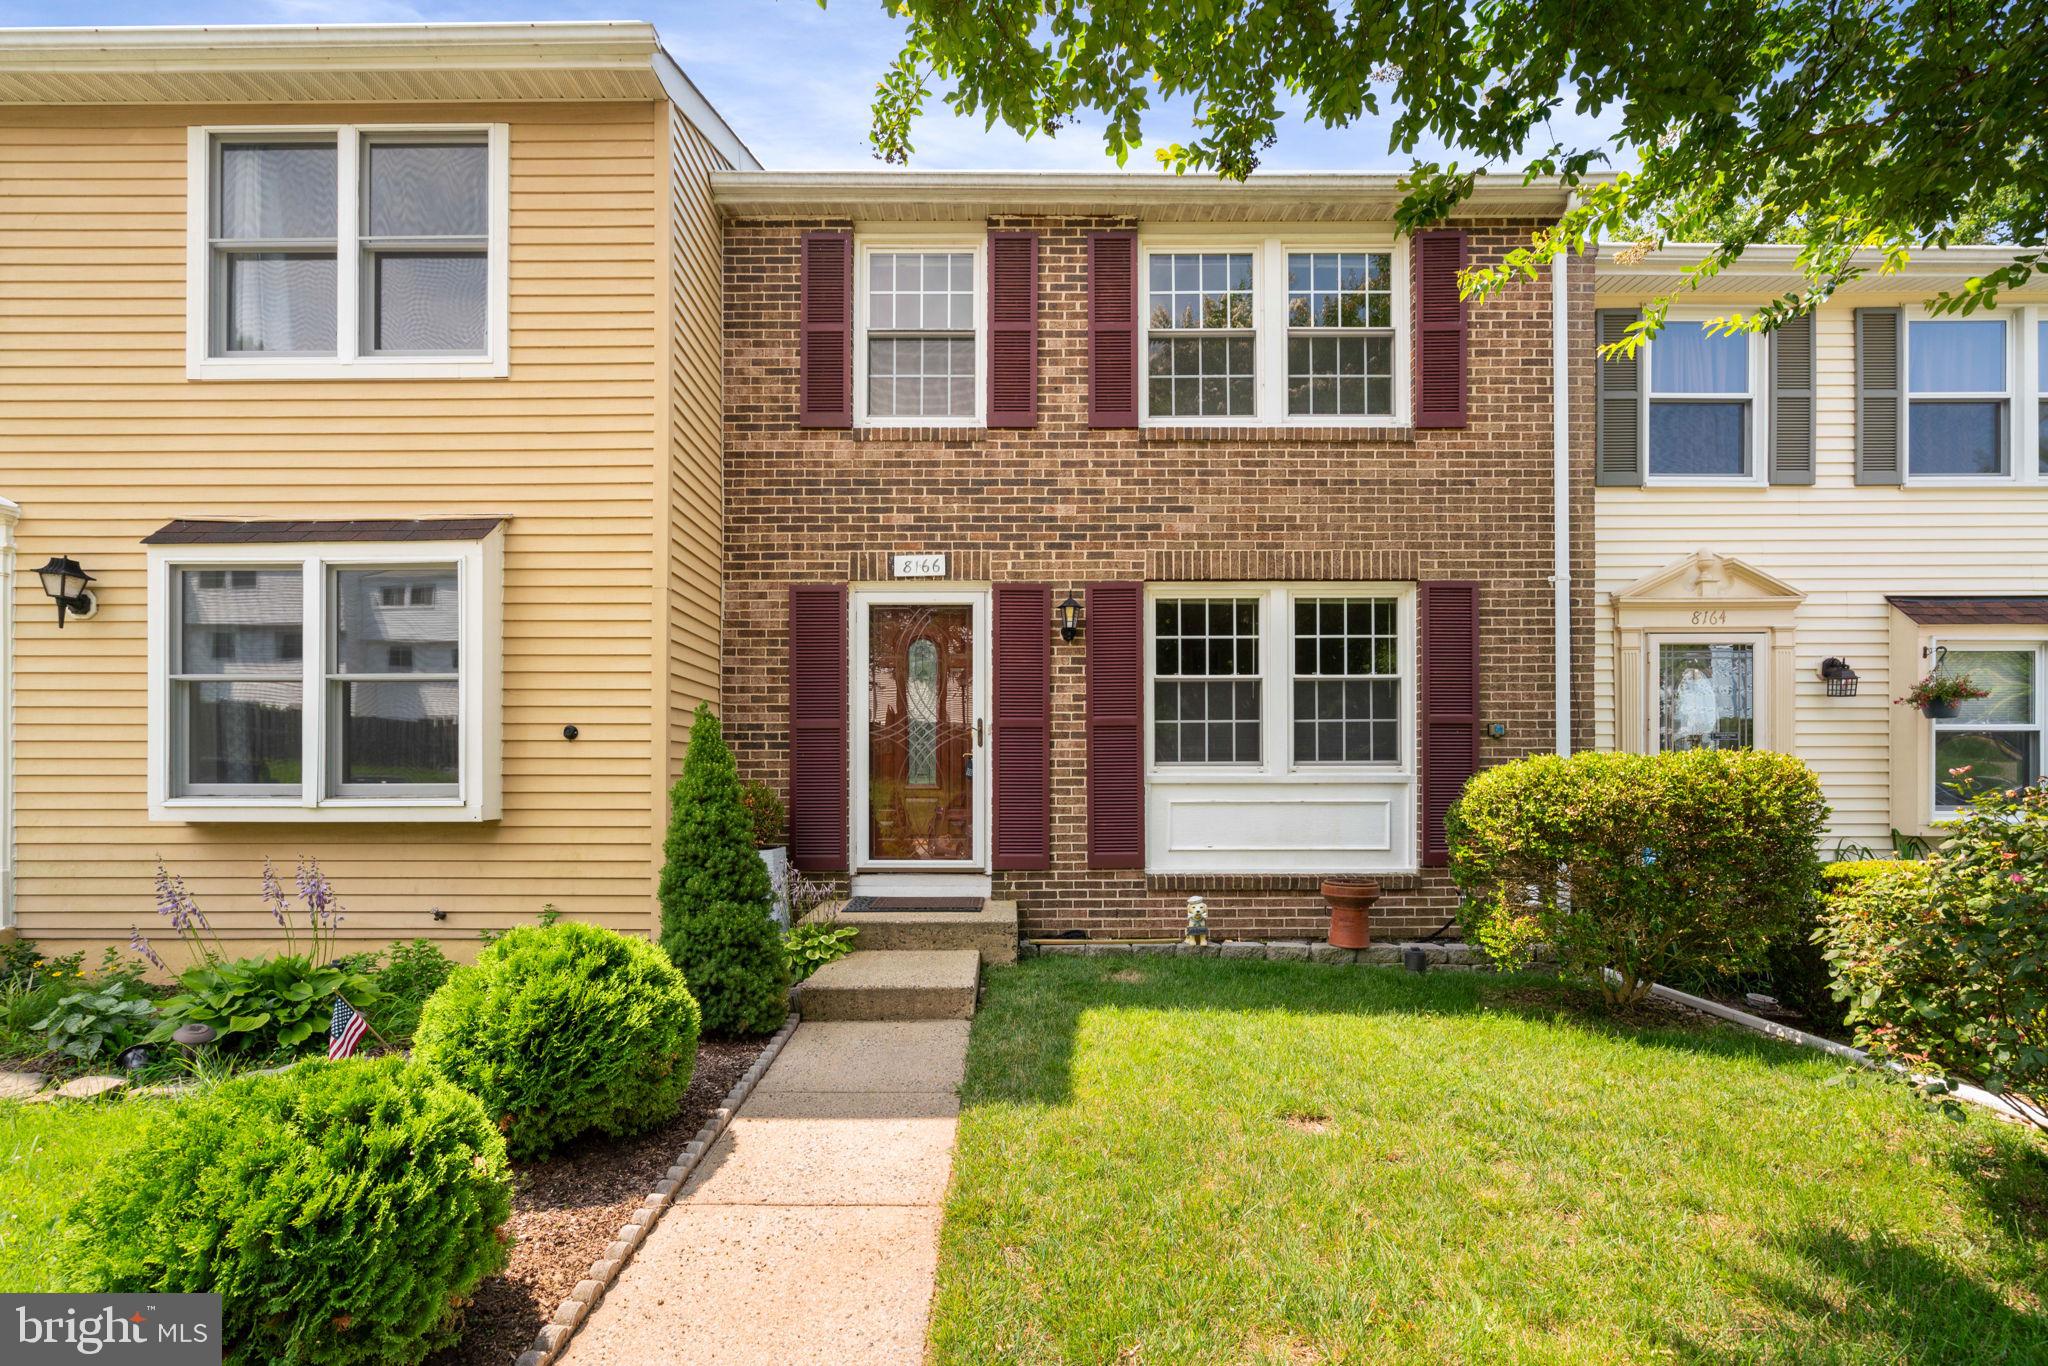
[931,957,2048,1365]
[0,1098,163,1290]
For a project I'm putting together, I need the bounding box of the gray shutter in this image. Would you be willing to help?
[1855,307,1904,485]
[1595,308,1644,486]
[1768,312,1816,485]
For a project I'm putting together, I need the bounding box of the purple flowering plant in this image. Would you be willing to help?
[139,857,377,1056]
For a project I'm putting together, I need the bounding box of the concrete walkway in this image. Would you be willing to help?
[562,1019,970,1366]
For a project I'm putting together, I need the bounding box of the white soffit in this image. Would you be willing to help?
[711,170,1596,223]
[1597,243,2048,303]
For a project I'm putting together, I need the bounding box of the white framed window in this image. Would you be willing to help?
[1147,251,1257,419]
[1907,314,2011,479]
[1143,583,1416,875]
[1138,233,1410,428]
[1929,641,2042,815]
[147,536,501,822]
[1644,316,1762,482]
[854,237,985,426]
[186,123,509,381]
[1285,252,1397,418]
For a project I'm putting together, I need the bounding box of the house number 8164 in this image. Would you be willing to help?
[1690,609,1728,626]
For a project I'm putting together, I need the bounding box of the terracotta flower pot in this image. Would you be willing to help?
[1321,878,1381,950]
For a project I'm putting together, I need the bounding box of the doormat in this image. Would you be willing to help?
[843,896,985,915]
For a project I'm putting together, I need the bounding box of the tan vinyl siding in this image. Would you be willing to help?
[665,103,728,778]
[1594,295,2048,847]
[0,100,688,956]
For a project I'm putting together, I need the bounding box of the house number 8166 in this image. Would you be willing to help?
[1690,609,1728,626]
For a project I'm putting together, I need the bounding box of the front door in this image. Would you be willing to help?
[857,595,985,866]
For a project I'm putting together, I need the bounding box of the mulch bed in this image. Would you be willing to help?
[428,1036,770,1366]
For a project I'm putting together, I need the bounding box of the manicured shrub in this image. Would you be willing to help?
[412,919,702,1158]
[1819,786,2048,1133]
[65,1057,511,1366]
[1448,748,1830,1004]
[658,703,790,1034]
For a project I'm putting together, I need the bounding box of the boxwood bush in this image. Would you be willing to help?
[65,1057,510,1366]
[1448,748,1829,1004]
[412,919,701,1159]
[1820,787,2048,1133]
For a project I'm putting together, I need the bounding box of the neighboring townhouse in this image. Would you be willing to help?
[715,174,1592,940]
[1592,245,2048,852]
[0,22,752,955]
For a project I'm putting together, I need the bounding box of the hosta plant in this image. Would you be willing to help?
[139,858,378,1055]
[33,978,156,1064]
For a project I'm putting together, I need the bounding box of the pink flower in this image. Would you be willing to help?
[2010,873,2028,884]
[1948,765,1974,777]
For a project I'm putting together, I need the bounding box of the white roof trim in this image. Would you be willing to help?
[653,47,759,172]
[1599,241,2041,279]
[713,170,1605,220]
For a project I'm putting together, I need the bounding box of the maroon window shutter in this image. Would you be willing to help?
[798,230,852,428]
[991,583,1052,869]
[1086,581,1144,867]
[1086,231,1139,428]
[787,584,849,871]
[987,231,1039,428]
[1419,581,1480,868]
[1413,228,1469,429]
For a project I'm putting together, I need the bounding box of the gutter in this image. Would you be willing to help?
[1552,241,1573,755]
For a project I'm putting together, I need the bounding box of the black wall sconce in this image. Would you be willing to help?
[1819,657,1859,698]
[1056,592,1084,643]
[34,555,96,628]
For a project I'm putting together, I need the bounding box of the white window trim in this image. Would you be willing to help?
[147,535,503,822]
[852,233,987,429]
[1142,582,1417,875]
[1137,229,1412,430]
[185,123,511,381]
[1927,636,2044,820]
[1641,307,1767,488]
[1902,305,2032,487]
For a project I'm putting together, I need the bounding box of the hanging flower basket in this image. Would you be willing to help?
[1897,670,1988,720]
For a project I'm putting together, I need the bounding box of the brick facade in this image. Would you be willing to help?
[723,213,1596,941]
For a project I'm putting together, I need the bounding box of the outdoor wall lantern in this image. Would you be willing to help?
[34,554,96,627]
[1819,657,1859,698]
[1056,592,1084,643]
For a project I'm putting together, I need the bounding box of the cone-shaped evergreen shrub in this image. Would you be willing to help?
[659,703,790,1034]
[412,919,701,1159]
[65,1057,511,1366]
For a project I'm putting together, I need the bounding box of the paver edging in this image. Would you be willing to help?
[1018,938,1545,970]
[520,1011,801,1366]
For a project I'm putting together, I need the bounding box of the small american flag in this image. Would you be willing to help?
[328,995,369,1061]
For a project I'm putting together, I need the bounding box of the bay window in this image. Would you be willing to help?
[188,123,508,379]
[1930,644,2042,813]
[1908,317,2010,477]
[1646,320,1756,479]
[1139,237,1409,427]
[149,531,500,821]
[1145,584,1415,874]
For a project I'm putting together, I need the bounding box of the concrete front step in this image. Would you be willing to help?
[797,949,981,1021]
[826,898,1018,965]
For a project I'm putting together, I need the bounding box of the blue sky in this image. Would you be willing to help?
[0,0,1625,173]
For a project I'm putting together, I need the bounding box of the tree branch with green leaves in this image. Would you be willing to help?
[856,0,2047,352]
